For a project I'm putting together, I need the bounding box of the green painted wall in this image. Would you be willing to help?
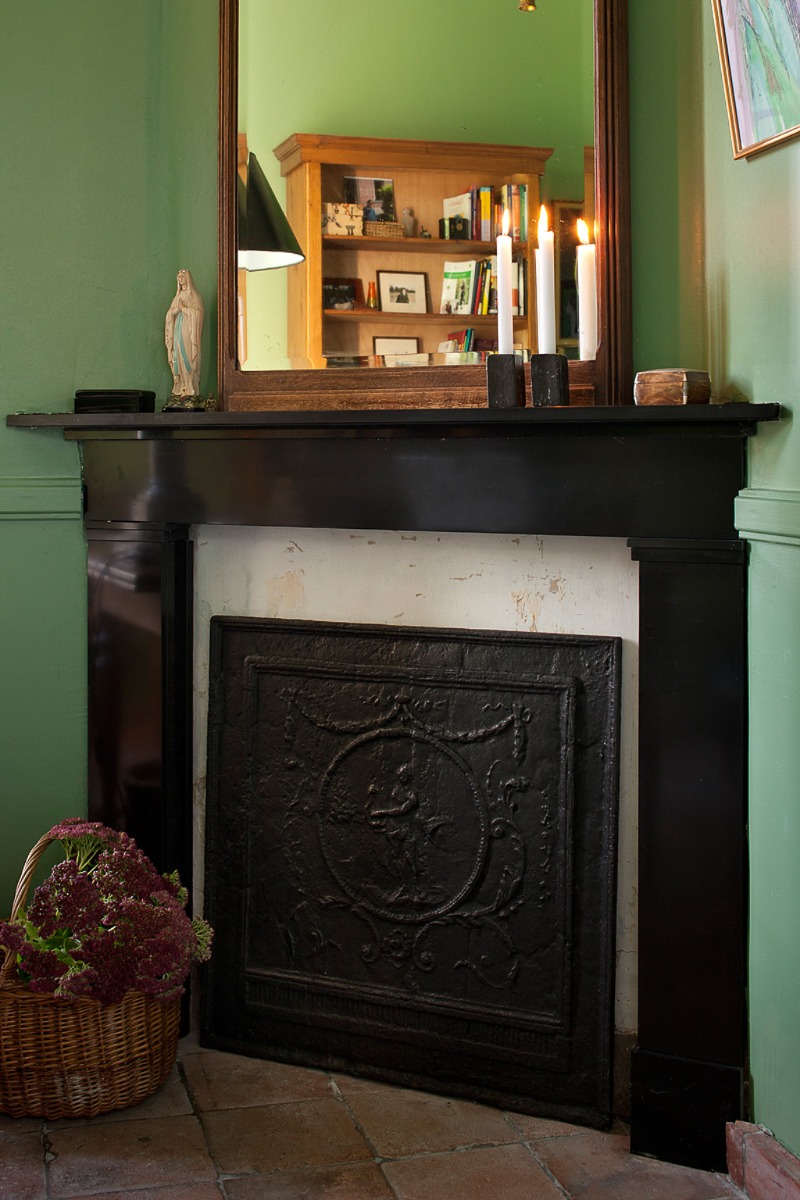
[240,0,594,368]
[0,0,217,913]
[700,0,800,1155]
[629,0,800,1157]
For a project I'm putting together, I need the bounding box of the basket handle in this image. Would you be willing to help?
[0,833,56,988]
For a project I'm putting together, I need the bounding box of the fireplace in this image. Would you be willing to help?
[202,617,621,1127]
[9,401,781,1169]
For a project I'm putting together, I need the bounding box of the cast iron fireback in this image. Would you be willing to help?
[202,618,620,1127]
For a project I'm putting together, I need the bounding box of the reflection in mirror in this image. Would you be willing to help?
[218,0,631,408]
[236,0,594,373]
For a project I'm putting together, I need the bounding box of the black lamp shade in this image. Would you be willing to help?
[238,152,305,270]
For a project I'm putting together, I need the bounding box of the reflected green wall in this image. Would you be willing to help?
[240,0,594,368]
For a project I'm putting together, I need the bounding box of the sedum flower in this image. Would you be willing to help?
[0,820,213,1005]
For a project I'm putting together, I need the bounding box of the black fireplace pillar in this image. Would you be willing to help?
[630,538,747,1171]
[86,520,193,894]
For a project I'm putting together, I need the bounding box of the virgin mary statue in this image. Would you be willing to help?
[165,269,204,398]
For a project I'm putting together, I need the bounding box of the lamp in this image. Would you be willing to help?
[238,152,305,271]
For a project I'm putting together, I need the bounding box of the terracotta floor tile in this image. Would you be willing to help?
[383,1143,565,1200]
[332,1072,407,1099]
[0,1130,48,1200]
[181,1048,331,1111]
[0,1113,43,1136]
[507,1110,593,1140]
[532,1129,740,1199]
[63,1188,224,1200]
[344,1084,519,1158]
[47,1113,216,1198]
[225,1161,395,1199]
[202,1097,373,1175]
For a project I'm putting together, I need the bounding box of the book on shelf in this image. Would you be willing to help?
[439,327,476,352]
[440,260,478,315]
[442,191,472,223]
[440,183,528,242]
[497,183,527,241]
[440,255,522,320]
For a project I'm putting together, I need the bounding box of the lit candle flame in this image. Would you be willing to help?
[538,205,550,243]
[577,218,590,245]
[502,208,510,238]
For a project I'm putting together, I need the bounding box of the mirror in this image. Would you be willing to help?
[218,0,630,409]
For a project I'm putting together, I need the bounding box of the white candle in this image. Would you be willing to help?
[496,208,514,355]
[535,205,556,354]
[576,218,597,361]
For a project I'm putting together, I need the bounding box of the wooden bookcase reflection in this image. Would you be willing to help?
[273,134,553,368]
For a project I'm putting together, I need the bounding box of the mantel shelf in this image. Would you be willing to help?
[6,402,782,541]
[6,402,780,436]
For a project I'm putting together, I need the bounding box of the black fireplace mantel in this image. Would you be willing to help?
[8,404,778,537]
[8,402,782,1170]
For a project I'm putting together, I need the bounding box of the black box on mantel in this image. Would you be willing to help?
[74,390,156,414]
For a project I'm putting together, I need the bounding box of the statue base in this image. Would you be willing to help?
[163,394,217,412]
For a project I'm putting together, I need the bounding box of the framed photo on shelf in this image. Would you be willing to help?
[711,0,800,158]
[377,271,428,314]
[322,278,365,311]
[343,176,396,222]
[373,336,420,355]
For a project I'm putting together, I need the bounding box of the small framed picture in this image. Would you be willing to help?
[377,271,428,315]
[344,176,396,222]
[373,337,420,355]
[322,278,365,311]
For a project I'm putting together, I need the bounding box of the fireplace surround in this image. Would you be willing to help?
[8,401,781,1169]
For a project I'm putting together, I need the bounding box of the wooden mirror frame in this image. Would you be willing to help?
[217,0,630,410]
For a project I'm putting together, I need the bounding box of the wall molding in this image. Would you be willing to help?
[736,489,800,547]
[0,476,83,521]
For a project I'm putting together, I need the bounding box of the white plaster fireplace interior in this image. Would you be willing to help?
[191,526,639,1061]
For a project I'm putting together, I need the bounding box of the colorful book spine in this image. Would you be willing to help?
[479,187,492,241]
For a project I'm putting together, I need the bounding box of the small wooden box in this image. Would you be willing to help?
[634,369,711,406]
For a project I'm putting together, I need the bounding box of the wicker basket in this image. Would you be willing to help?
[0,832,181,1119]
[364,220,404,238]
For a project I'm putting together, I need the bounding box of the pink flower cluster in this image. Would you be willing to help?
[0,819,212,1005]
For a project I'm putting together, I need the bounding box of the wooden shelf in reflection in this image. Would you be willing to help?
[322,235,529,256]
[275,133,552,371]
[323,309,528,327]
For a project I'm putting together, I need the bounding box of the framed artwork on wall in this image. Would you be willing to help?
[712,0,800,158]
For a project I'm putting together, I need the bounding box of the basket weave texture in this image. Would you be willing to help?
[364,220,404,238]
[0,832,180,1119]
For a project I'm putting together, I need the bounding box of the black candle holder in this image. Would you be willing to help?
[486,353,525,409]
[530,353,570,407]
